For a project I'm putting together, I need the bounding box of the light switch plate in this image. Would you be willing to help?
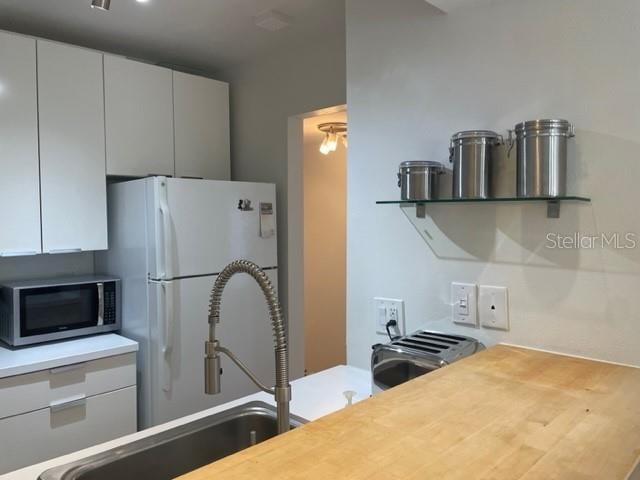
[451,283,477,327]
[373,298,405,336]
[479,286,509,330]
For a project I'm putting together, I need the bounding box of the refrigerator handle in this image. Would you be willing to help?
[158,201,174,280]
[160,280,174,393]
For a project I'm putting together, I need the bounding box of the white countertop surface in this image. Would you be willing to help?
[3,364,371,480]
[0,334,139,378]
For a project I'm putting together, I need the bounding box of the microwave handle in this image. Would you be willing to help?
[97,282,104,326]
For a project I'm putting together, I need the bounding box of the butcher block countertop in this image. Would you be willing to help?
[179,345,640,480]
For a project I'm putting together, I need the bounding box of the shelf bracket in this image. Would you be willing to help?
[547,200,560,219]
[416,204,427,218]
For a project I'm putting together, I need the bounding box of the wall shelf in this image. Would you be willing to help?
[376,196,591,219]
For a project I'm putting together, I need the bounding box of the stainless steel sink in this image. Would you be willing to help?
[39,402,305,480]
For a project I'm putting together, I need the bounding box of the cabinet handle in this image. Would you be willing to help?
[50,362,87,375]
[46,248,83,254]
[49,394,87,413]
[0,250,39,257]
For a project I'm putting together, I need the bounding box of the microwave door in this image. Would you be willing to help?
[20,284,99,339]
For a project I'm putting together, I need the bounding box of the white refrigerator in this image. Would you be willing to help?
[96,177,278,429]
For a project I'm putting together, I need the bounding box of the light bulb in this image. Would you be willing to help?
[319,135,331,155]
[341,134,348,148]
[326,131,338,152]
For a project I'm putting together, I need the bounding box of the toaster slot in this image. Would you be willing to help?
[417,332,467,343]
[393,341,440,354]
[402,338,450,351]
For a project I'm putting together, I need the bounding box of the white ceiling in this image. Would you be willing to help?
[0,0,345,75]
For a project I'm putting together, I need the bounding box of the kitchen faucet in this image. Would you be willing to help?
[204,260,291,434]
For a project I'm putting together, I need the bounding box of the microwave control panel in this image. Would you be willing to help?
[104,281,118,325]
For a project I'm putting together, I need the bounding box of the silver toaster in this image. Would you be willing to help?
[371,330,485,394]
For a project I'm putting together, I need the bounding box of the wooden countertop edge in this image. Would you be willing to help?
[179,344,640,480]
[499,342,640,370]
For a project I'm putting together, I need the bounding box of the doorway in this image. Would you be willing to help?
[287,105,347,377]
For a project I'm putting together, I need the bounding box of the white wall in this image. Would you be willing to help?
[346,0,640,369]
[303,112,347,374]
[218,13,346,377]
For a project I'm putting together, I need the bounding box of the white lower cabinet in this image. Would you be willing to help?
[0,353,137,475]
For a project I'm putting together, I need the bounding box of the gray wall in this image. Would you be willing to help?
[218,17,346,377]
[346,0,640,369]
[0,253,94,283]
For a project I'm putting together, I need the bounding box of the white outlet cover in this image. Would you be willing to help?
[373,298,405,336]
[451,283,477,327]
[479,286,509,331]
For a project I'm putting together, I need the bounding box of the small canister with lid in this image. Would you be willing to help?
[397,161,444,201]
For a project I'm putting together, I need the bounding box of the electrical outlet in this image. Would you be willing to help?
[479,286,509,330]
[373,298,405,336]
[451,283,477,327]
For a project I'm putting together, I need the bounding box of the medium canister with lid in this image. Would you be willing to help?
[511,119,575,198]
[449,130,502,199]
[397,161,443,201]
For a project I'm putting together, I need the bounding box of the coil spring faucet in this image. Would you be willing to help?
[205,260,291,434]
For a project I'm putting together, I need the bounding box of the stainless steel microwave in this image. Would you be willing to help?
[0,275,121,347]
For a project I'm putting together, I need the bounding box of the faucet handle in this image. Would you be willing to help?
[204,341,221,395]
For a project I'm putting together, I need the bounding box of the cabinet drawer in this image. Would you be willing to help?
[0,352,136,420]
[0,386,136,475]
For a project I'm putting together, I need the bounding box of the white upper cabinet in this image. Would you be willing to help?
[0,32,42,257]
[37,40,108,253]
[173,72,230,180]
[104,55,174,177]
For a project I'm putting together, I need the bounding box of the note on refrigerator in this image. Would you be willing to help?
[260,202,275,238]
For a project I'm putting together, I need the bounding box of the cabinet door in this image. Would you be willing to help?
[38,40,108,253]
[104,55,174,177]
[0,32,41,257]
[173,71,230,180]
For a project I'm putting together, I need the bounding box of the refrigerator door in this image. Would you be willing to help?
[148,177,277,280]
[146,270,278,428]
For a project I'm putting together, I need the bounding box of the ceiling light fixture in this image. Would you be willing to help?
[90,0,111,10]
[318,122,347,156]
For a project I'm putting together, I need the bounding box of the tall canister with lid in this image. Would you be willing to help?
[449,130,502,199]
[511,119,575,197]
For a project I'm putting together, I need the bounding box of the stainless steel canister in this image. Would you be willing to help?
[397,161,443,201]
[511,119,575,198]
[449,130,502,199]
